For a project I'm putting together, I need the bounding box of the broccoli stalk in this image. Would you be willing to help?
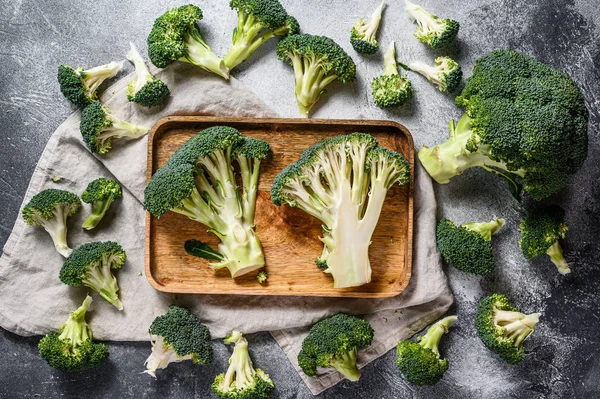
[126,42,170,107]
[404,0,459,49]
[371,41,413,107]
[350,1,386,54]
[408,56,462,93]
[58,62,123,106]
[547,242,569,274]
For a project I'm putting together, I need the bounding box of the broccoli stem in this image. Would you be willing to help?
[405,0,438,35]
[96,114,148,147]
[144,334,192,378]
[383,41,398,76]
[211,222,265,277]
[493,310,541,347]
[223,11,275,70]
[291,53,339,118]
[462,218,505,241]
[83,262,123,310]
[222,336,255,391]
[329,348,360,382]
[546,241,571,274]
[82,62,123,95]
[82,198,114,230]
[237,156,261,224]
[42,205,72,258]
[58,295,93,348]
[127,42,152,93]
[181,30,230,80]
[418,315,457,356]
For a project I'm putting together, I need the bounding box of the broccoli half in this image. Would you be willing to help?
[212,330,275,398]
[271,134,410,288]
[58,62,123,107]
[147,4,229,79]
[475,294,541,364]
[436,218,504,276]
[404,0,459,49]
[80,101,148,155]
[371,41,413,107]
[396,315,457,386]
[81,178,122,230]
[144,305,213,377]
[38,295,109,371]
[277,34,356,118]
[22,188,81,258]
[224,0,299,71]
[418,50,589,200]
[126,42,170,107]
[519,206,570,274]
[298,314,374,381]
[408,56,462,93]
[59,241,126,310]
[350,1,386,54]
[144,126,271,278]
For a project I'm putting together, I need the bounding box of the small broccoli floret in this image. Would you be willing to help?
[81,178,122,230]
[371,41,413,107]
[58,62,123,107]
[519,206,570,274]
[404,0,459,49]
[350,1,386,54]
[147,4,229,79]
[22,189,81,257]
[212,330,275,398]
[408,56,462,93]
[126,42,170,107]
[475,294,541,364]
[277,34,356,118]
[396,315,457,386]
[38,295,109,371]
[298,314,374,381]
[80,101,148,155]
[59,241,126,310]
[143,305,213,377]
[257,270,268,284]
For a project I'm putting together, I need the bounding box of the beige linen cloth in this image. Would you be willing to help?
[0,63,452,395]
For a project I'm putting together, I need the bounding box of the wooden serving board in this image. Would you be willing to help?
[145,117,414,298]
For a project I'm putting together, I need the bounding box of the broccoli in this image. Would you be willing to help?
[22,188,81,258]
[126,42,170,107]
[436,218,504,276]
[271,134,410,288]
[350,1,386,54]
[298,314,374,381]
[371,41,413,107]
[224,0,300,71]
[396,315,457,386]
[144,126,271,278]
[212,330,275,398]
[38,295,109,371]
[475,294,541,364]
[143,305,213,377]
[257,270,268,284]
[277,34,356,118]
[519,206,570,274]
[408,56,462,93]
[404,0,459,49]
[80,101,148,155]
[147,4,229,79]
[57,62,123,107]
[418,50,589,200]
[59,241,126,310]
[81,178,122,230]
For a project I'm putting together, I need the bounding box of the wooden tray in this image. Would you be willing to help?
[145,117,414,298]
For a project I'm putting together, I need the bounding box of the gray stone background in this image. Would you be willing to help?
[0,0,599,397]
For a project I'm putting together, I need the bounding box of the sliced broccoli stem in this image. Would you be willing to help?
[329,348,360,382]
[127,42,153,94]
[174,184,226,230]
[42,205,72,257]
[82,62,123,95]
[405,0,440,35]
[462,218,505,241]
[222,336,255,391]
[211,221,265,277]
[493,310,541,347]
[546,241,571,274]
[143,334,192,378]
[291,53,339,118]
[83,262,123,310]
[383,42,399,76]
[418,315,457,356]
[224,11,275,70]
[181,30,230,79]
[96,114,148,146]
[82,198,115,230]
[237,156,261,224]
[408,61,443,85]
[58,295,93,348]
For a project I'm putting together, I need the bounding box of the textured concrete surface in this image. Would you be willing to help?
[1,0,599,398]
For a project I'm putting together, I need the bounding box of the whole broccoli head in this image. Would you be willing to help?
[408,56,462,93]
[371,41,413,107]
[58,62,123,107]
[81,178,122,230]
[126,42,170,107]
[350,1,386,54]
[404,0,459,49]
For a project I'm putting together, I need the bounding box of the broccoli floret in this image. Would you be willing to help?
[277,34,356,118]
[371,41,413,107]
[404,0,459,49]
[298,314,373,381]
[396,315,457,386]
[350,1,386,54]
[418,50,589,200]
[147,4,229,79]
[475,294,541,364]
[38,295,109,371]
[80,101,148,155]
[436,218,504,275]
[224,0,299,71]
[58,62,123,107]
[212,330,275,398]
[59,241,126,310]
[408,56,462,93]
[271,134,409,288]
[519,206,570,274]
[257,270,268,284]
[81,178,122,230]
[143,305,213,377]
[126,42,170,107]
[22,188,81,258]
[144,126,271,278]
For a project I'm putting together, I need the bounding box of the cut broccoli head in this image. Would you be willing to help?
[396,315,457,386]
[38,295,109,371]
[126,42,170,107]
[350,1,386,54]
[298,314,374,381]
[475,294,541,364]
[277,34,356,118]
[408,56,462,93]
[405,0,459,49]
[371,41,413,107]
[22,188,81,258]
[81,178,122,230]
[57,62,123,107]
[59,241,126,310]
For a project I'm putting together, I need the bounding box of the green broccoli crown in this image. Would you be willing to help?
[59,241,126,286]
[434,56,462,93]
[405,1,459,49]
[128,79,170,107]
[144,163,196,217]
[80,101,112,153]
[372,74,414,107]
[57,65,91,106]
[232,137,272,160]
[82,178,122,203]
[230,0,294,31]
[169,126,243,165]
[519,206,568,259]
[22,189,81,225]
